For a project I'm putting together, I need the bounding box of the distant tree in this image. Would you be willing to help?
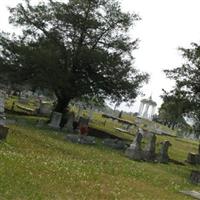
[164,43,200,135]
[0,0,148,114]
[158,89,192,130]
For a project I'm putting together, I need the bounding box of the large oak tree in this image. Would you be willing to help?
[0,0,148,113]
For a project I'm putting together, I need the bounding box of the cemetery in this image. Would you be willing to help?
[0,0,200,199]
[0,92,199,199]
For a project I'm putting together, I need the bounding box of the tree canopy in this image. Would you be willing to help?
[164,43,200,135]
[0,0,148,113]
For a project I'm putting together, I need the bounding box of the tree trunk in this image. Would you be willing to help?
[54,97,71,114]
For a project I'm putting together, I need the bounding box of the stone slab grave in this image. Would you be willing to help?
[102,138,128,150]
[180,191,200,200]
[65,134,96,145]
[48,112,62,129]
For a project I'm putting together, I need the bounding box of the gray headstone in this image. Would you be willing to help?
[48,112,62,129]
[125,130,143,161]
[144,134,156,161]
[39,102,52,115]
[158,140,171,163]
[63,112,75,133]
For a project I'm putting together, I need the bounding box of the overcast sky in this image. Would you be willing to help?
[1,0,200,112]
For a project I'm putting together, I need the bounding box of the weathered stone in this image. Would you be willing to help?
[190,170,200,184]
[79,135,96,145]
[158,140,171,163]
[63,112,75,133]
[125,131,143,161]
[65,134,96,145]
[39,102,52,115]
[143,134,156,161]
[102,138,127,150]
[48,112,62,129]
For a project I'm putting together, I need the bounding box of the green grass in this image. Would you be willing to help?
[0,115,199,199]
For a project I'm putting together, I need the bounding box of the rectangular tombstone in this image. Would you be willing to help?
[48,112,62,129]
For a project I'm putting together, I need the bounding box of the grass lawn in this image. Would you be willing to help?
[0,115,199,200]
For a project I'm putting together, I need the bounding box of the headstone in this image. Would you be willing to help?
[158,140,171,163]
[79,117,89,135]
[63,112,75,133]
[144,134,156,161]
[125,130,143,161]
[39,102,52,115]
[48,112,62,129]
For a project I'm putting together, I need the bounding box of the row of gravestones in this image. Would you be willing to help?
[125,130,172,163]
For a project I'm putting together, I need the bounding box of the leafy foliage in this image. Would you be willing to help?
[164,43,200,135]
[0,0,148,113]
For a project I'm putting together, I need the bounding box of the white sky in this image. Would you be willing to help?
[1,0,200,113]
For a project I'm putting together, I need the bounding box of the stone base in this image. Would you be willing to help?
[0,126,9,140]
[125,148,143,161]
[143,151,156,162]
[157,155,170,164]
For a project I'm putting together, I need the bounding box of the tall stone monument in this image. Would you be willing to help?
[125,130,143,161]
[158,140,171,163]
[144,134,156,161]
